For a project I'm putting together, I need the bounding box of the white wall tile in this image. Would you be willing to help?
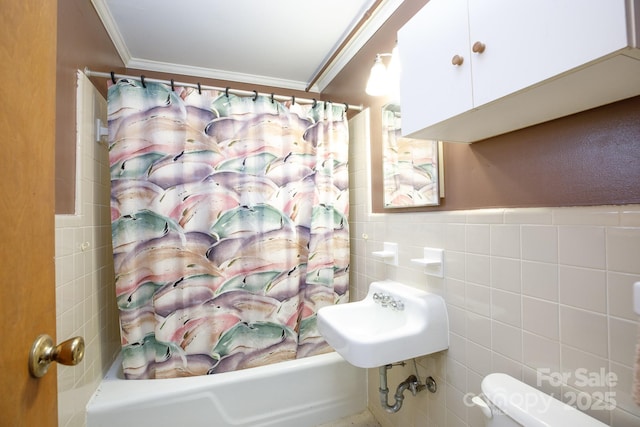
[504,208,553,225]
[522,261,558,301]
[445,250,466,281]
[466,224,490,255]
[609,362,640,419]
[466,311,491,348]
[522,296,559,340]
[490,224,520,258]
[608,317,637,368]
[607,227,640,274]
[607,272,640,321]
[447,357,468,392]
[448,304,468,336]
[558,226,606,269]
[560,306,608,358]
[445,384,469,423]
[490,257,521,293]
[522,332,560,373]
[560,345,609,394]
[466,283,491,317]
[558,266,606,313]
[466,209,504,224]
[446,278,466,308]
[553,206,620,226]
[492,321,522,362]
[491,352,523,379]
[466,254,490,286]
[444,223,466,251]
[448,332,467,364]
[491,289,521,327]
[466,341,492,376]
[620,207,640,227]
[521,225,558,263]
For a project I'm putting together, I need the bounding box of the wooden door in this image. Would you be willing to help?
[0,0,58,426]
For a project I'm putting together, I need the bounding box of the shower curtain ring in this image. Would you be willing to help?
[110,71,116,84]
[270,93,274,103]
[225,87,230,98]
[312,98,317,108]
[252,90,258,101]
[140,75,146,88]
[291,96,295,105]
[197,83,202,95]
[344,103,349,112]
[170,79,175,91]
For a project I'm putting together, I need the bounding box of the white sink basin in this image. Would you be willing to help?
[317,280,449,368]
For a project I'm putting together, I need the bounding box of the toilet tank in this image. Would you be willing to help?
[480,373,608,427]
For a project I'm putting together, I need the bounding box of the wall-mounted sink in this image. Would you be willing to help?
[317,280,449,368]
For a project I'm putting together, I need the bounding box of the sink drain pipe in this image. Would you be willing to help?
[378,361,437,413]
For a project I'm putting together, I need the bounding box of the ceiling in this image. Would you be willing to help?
[91,0,404,93]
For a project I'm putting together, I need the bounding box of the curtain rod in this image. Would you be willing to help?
[84,68,363,112]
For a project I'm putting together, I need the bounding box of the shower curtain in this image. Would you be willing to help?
[108,79,349,379]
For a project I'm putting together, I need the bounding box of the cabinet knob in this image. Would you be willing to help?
[451,55,464,66]
[472,41,486,54]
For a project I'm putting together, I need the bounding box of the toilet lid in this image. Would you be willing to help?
[481,373,608,427]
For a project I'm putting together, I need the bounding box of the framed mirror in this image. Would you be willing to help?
[382,103,442,208]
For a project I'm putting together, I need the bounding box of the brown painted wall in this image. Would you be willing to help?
[437,96,640,210]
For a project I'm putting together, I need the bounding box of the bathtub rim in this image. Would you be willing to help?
[87,349,368,427]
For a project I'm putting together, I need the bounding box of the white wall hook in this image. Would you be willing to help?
[411,247,444,278]
[372,242,399,266]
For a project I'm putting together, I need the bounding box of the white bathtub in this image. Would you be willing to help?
[86,351,367,427]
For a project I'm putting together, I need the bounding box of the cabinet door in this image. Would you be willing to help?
[469,0,629,107]
[399,0,472,137]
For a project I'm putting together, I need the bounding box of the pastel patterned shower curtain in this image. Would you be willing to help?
[108,79,349,379]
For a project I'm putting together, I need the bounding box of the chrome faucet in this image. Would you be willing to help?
[373,292,404,311]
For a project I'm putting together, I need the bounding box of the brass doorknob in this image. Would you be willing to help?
[451,54,464,66]
[29,334,85,378]
[472,41,486,54]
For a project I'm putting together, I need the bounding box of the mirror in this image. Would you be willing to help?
[382,103,441,208]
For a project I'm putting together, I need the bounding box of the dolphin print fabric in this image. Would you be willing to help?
[108,79,349,379]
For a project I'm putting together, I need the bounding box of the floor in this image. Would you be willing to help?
[316,410,382,427]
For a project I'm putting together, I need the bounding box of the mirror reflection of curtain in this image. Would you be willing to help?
[382,104,439,208]
[108,79,349,379]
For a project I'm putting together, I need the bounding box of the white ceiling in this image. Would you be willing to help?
[91,0,404,92]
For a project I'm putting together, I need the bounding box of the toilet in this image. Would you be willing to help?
[476,373,608,426]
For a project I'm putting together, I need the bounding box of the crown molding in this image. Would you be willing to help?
[126,58,312,92]
[313,0,405,92]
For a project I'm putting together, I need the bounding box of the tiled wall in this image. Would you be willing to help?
[54,72,120,427]
[348,110,640,427]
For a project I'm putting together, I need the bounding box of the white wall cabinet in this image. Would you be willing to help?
[398,0,640,143]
